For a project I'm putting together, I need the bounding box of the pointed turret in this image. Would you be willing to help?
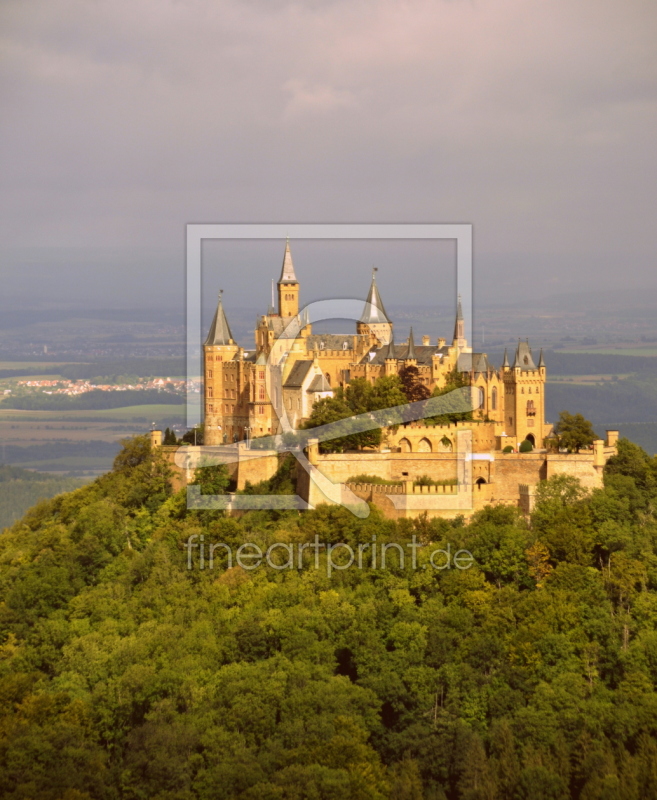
[385,335,396,360]
[452,294,466,348]
[538,349,545,369]
[204,291,234,345]
[278,237,297,284]
[502,348,510,369]
[404,328,417,361]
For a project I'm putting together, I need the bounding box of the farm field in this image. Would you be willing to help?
[0,404,186,474]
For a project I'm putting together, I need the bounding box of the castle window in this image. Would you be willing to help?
[208,404,214,413]
[526,400,536,417]
[509,416,513,426]
[528,386,532,394]
[208,369,213,379]
[207,387,213,398]
[491,387,497,410]
[217,356,222,362]
[225,404,229,412]
[259,387,266,400]
[524,356,529,365]
[343,341,348,350]
[259,370,265,380]
[521,387,524,394]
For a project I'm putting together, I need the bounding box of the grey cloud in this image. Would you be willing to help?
[0,0,656,308]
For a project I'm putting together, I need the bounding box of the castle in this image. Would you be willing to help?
[203,239,547,451]
[155,240,618,519]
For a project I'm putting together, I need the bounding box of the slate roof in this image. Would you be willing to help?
[457,352,492,375]
[283,360,314,387]
[512,340,537,370]
[204,295,234,346]
[308,374,332,392]
[359,272,391,325]
[278,238,297,284]
[361,343,448,366]
[307,334,368,351]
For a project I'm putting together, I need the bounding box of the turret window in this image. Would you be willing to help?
[491,387,497,410]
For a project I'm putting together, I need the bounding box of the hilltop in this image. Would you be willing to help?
[1,436,657,798]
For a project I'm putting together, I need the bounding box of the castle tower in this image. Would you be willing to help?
[452,294,468,350]
[503,340,546,447]
[384,336,397,375]
[278,238,299,318]
[357,268,392,345]
[204,292,241,446]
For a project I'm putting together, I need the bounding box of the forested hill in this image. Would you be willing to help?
[2,388,184,410]
[1,437,657,798]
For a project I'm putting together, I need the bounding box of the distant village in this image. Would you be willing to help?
[5,378,200,397]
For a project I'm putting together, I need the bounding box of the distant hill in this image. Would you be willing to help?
[2,388,184,411]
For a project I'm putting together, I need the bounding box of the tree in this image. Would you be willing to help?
[399,365,430,403]
[303,395,381,452]
[553,411,597,452]
[163,427,178,445]
[369,375,407,412]
[428,367,473,424]
[181,424,204,445]
[190,459,230,495]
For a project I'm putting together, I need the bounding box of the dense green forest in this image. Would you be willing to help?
[0,466,84,529]
[1,437,657,798]
[2,389,184,411]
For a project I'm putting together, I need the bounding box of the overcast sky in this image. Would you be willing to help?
[1,0,656,310]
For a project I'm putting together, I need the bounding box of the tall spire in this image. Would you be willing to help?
[278,237,297,284]
[453,293,465,345]
[538,348,545,368]
[204,290,234,346]
[385,334,396,360]
[502,348,509,369]
[359,267,390,324]
[405,328,416,360]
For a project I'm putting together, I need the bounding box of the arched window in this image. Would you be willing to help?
[399,437,412,453]
[526,400,536,417]
[325,373,331,385]
[418,437,432,453]
[491,387,498,410]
